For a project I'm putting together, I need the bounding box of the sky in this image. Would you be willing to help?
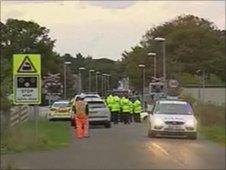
[1,1,225,60]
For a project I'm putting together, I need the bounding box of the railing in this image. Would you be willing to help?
[9,105,29,127]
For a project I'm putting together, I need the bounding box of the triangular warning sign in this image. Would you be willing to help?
[17,56,37,73]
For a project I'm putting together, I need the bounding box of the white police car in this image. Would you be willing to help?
[147,100,197,139]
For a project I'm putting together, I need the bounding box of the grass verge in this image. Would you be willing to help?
[1,120,71,154]
[198,124,226,145]
[193,103,225,145]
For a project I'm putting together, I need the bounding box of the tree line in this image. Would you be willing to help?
[1,15,225,107]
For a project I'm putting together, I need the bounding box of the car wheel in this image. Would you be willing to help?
[188,132,197,140]
[148,130,155,138]
[105,122,111,128]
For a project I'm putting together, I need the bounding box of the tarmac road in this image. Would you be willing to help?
[1,123,225,169]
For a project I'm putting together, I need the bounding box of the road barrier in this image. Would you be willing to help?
[9,105,29,127]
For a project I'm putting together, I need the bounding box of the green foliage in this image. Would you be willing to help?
[62,53,122,96]
[122,15,225,90]
[193,103,225,144]
[1,120,71,154]
[198,125,225,144]
[176,73,198,85]
[179,91,197,106]
[194,103,225,125]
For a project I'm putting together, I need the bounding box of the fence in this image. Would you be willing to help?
[9,105,29,127]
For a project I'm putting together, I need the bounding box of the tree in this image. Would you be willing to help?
[122,15,225,90]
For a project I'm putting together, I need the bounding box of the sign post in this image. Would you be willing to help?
[13,54,41,143]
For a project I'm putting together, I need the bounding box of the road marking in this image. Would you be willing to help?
[151,143,170,156]
[149,142,186,168]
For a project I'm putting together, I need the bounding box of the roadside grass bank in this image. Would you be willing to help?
[1,120,71,154]
[198,124,225,144]
[194,103,225,145]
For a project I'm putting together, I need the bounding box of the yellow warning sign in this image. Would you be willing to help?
[13,54,41,75]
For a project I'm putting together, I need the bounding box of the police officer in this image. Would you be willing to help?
[106,95,114,122]
[119,96,125,122]
[133,99,141,122]
[121,97,131,124]
[111,95,120,124]
[129,98,134,123]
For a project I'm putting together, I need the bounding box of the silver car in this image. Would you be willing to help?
[85,98,111,128]
[147,100,197,139]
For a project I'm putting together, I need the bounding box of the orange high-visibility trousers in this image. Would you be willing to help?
[74,115,86,138]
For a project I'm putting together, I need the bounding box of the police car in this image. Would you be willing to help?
[48,100,71,120]
[147,99,197,139]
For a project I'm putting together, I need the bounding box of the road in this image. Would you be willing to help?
[2,121,225,169]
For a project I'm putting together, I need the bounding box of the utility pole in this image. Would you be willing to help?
[64,61,71,99]
[78,67,85,93]
[139,64,146,110]
[154,37,167,95]
[89,69,94,92]
[96,71,100,93]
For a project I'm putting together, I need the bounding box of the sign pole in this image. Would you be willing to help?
[34,105,39,143]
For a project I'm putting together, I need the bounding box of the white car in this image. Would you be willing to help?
[147,100,197,139]
[47,100,71,120]
[74,93,101,101]
[86,98,111,128]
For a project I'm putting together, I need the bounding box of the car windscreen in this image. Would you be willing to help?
[154,102,193,115]
[52,102,69,108]
[88,102,106,109]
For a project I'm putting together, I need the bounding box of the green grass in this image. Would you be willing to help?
[1,120,71,154]
[199,124,226,145]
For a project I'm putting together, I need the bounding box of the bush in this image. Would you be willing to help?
[179,91,197,106]
[194,103,225,125]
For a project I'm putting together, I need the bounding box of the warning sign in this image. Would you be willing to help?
[13,54,41,75]
[17,56,37,73]
[14,75,41,104]
[13,54,41,104]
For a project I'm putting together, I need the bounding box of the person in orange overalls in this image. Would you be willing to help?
[73,96,89,138]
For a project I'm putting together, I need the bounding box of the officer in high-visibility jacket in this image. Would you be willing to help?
[119,96,126,122]
[121,97,131,124]
[73,96,89,138]
[111,95,120,124]
[106,95,114,122]
[129,99,134,123]
[133,99,141,122]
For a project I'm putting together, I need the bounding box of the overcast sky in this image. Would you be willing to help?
[2,1,225,60]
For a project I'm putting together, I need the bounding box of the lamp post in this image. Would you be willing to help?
[78,67,86,93]
[107,74,111,91]
[64,61,71,99]
[95,71,100,93]
[89,69,95,92]
[101,74,105,96]
[196,69,205,103]
[154,37,166,94]
[138,64,146,109]
[148,52,157,78]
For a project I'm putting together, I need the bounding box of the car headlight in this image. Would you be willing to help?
[154,118,164,126]
[185,119,195,127]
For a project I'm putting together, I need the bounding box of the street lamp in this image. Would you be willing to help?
[78,67,86,93]
[89,69,95,92]
[154,37,166,94]
[106,74,111,91]
[95,71,100,93]
[64,61,71,99]
[101,74,106,96]
[148,52,157,78]
[138,64,146,109]
[196,69,205,103]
